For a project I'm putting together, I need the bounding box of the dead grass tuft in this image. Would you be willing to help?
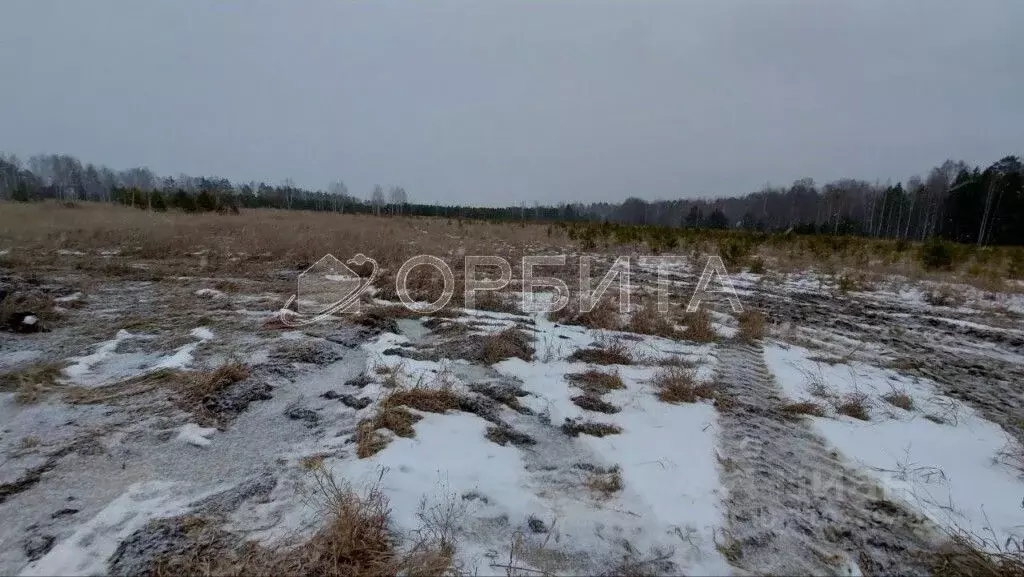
[381,387,459,414]
[835,392,871,421]
[0,361,67,404]
[182,362,251,406]
[481,328,534,364]
[127,459,460,575]
[354,387,460,459]
[927,534,1024,577]
[565,369,625,394]
[883,391,915,411]
[571,394,620,414]
[779,401,827,418]
[354,308,402,334]
[293,469,400,576]
[355,420,392,459]
[567,343,633,366]
[1,290,59,332]
[625,300,679,339]
[735,310,766,342]
[355,404,424,459]
[272,467,457,576]
[472,290,520,314]
[561,418,622,438]
[681,309,716,343]
[485,425,536,447]
[64,367,188,405]
[66,363,253,425]
[371,406,421,438]
[548,297,621,331]
[924,285,967,308]
[585,466,623,499]
[652,366,717,404]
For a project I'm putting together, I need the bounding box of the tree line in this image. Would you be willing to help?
[1,152,1021,246]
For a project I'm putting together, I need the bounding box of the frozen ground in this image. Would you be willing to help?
[1,258,1023,575]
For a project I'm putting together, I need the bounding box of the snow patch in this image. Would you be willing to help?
[19,482,189,577]
[177,423,217,447]
[54,292,85,304]
[63,330,133,382]
[152,326,216,370]
[765,343,1024,551]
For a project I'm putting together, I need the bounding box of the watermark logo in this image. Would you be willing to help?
[280,253,378,326]
[278,253,741,324]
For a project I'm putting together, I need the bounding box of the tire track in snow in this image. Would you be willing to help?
[714,342,937,575]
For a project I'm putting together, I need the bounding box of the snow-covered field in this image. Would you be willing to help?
[1,256,1023,575]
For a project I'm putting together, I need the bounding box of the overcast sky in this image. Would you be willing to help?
[3,1,1022,205]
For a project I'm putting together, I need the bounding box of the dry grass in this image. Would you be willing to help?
[565,369,625,394]
[0,201,566,280]
[625,300,679,339]
[298,468,459,577]
[355,406,421,459]
[181,362,251,406]
[484,425,536,447]
[882,391,915,411]
[835,392,871,421]
[927,534,1024,577]
[64,367,188,405]
[289,470,404,577]
[373,363,403,389]
[0,361,67,404]
[924,285,967,308]
[652,366,717,404]
[1,290,59,332]
[471,290,520,314]
[151,468,458,576]
[354,420,393,459]
[779,401,827,418]
[548,297,622,331]
[585,466,623,499]
[735,310,766,342]
[381,387,459,414]
[681,309,716,342]
[64,363,251,425]
[356,386,458,458]
[570,394,620,414]
[561,418,623,438]
[480,328,534,364]
[567,343,633,365]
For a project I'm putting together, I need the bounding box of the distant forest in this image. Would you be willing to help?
[1,152,1022,246]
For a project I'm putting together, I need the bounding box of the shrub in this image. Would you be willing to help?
[625,300,679,338]
[682,309,716,343]
[736,310,766,342]
[919,240,955,270]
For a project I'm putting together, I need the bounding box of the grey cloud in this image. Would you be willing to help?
[2,0,1021,205]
